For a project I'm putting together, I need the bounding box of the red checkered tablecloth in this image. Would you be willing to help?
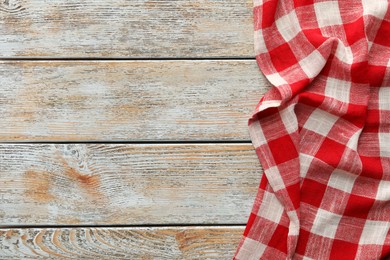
[234,1,390,259]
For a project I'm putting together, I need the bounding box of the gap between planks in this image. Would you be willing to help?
[0,57,256,61]
[1,224,246,229]
[0,141,253,144]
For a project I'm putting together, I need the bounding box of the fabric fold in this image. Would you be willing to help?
[234,0,390,259]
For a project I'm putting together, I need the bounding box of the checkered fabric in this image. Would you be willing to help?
[234,0,390,259]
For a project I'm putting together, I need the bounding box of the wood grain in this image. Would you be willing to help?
[0,60,269,141]
[0,144,261,226]
[0,0,253,58]
[0,226,244,259]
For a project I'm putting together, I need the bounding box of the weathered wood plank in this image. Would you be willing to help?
[0,0,253,58]
[0,60,268,141]
[0,144,261,225]
[0,226,244,259]
[0,226,244,260]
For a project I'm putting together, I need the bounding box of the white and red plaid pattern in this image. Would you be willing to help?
[234,0,390,259]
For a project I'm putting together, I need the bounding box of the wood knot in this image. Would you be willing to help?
[0,0,25,13]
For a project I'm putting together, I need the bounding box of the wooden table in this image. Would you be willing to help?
[0,0,270,258]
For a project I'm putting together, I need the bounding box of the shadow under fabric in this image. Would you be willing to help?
[234,0,390,259]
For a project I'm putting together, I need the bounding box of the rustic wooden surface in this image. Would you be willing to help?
[0,0,264,258]
[0,227,244,259]
[0,143,261,225]
[0,60,268,141]
[0,0,253,58]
